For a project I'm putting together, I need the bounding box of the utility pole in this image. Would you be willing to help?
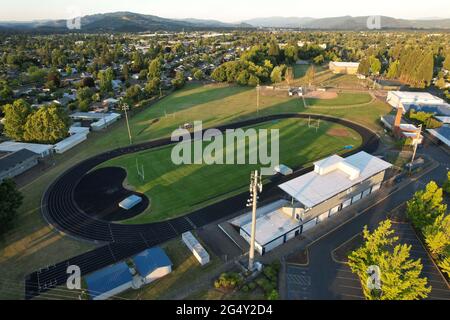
[410,124,422,172]
[247,170,263,272]
[122,103,133,145]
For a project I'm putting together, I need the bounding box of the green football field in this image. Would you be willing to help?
[101,118,362,224]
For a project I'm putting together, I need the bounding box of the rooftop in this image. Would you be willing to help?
[0,141,54,155]
[132,247,172,277]
[279,151,392,208]
[0,149,38,172]
[241,207,299,246]
[85,262,132,299]
[330,61,360,68]
[428,126,450,147]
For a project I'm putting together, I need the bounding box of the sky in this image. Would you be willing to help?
[1,0,450,22]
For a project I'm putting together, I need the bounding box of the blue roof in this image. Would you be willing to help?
[119,195,142,210]
[85,262,133,299]
[133,247,172,277]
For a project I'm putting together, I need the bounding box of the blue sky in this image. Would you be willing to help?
[1,0,449,22]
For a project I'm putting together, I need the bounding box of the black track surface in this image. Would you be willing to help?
[25,114,380,299]
[74,167,150,222]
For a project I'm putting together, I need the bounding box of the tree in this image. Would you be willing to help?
[144,78,160,96]
[386,60,400,79]
[284,45,299,64]
[369,56,381,75]
[47,69,61,88]
[443,171,450,194]
[122,63,129,81]
[348,220,431,300]
[248,74,260,87]
[0,179,23,238]
[193,69,204,81]
[237,70,250,86]
[23,104,70,144]
[406,181,447,230]
[423,214,450,257]
[358,58,370,76]
[304,66,316,86]
[3,99,32,141]
[171,71,186,89]
[98,67,114,93]
[125,85,142,103]
[313,55,324,65]
[439,257,450,277]
[77,87,93,104]
[148,58,162,79]
[270,66,283,83]
[81,77,95,88]
[268,39,280,62]
[444,51,450,71]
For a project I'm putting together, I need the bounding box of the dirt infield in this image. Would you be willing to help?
[304,91,338,99]
[327,128,351,137]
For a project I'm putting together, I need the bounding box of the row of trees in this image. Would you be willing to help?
[407,179,450,278]
[3,99,70,144]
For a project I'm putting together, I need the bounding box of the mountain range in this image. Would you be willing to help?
[1,12,450,32]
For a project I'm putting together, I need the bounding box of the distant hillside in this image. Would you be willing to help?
[1,12,450,33]
[0,12,252,33]
[243,15,450,29]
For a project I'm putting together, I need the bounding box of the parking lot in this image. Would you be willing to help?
[285,222,450,300]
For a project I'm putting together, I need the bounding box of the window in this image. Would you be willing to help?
[371,184,381,193]
[329,205,340,216]
[362,188,371,198]
[352,193,362,204]
[342,198,352,209]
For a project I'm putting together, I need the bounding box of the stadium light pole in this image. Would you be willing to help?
[410,125,422,173]
[122,103,133,145]
[247,170,262,272]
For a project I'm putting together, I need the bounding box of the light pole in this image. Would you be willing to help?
[247,170,262,272]
[409,125,422,172]
[122,103,133,145]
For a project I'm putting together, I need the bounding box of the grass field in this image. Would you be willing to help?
[0,82,391,298]
[101,118,362,224]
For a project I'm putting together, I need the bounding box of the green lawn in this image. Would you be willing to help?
[101,118,362,224]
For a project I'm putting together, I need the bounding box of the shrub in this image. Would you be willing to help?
[267,289,279,300]
[214,272,243,290]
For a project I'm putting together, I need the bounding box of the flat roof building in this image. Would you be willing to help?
[0,141,54,158]
[234,152,392,255]
[329,61,360,75]
[0,149,39,181]
[387,91,444,110]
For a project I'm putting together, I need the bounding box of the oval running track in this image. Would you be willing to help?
[25,114,380,299]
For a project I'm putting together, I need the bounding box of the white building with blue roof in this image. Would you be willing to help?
[132,247,172,285]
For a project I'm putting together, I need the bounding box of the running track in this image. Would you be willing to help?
[25,114,380,299]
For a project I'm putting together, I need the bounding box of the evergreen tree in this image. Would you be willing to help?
[148,58,162,79]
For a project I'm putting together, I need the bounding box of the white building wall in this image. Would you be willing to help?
[92,282,133,300]
[143,266,172,285]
